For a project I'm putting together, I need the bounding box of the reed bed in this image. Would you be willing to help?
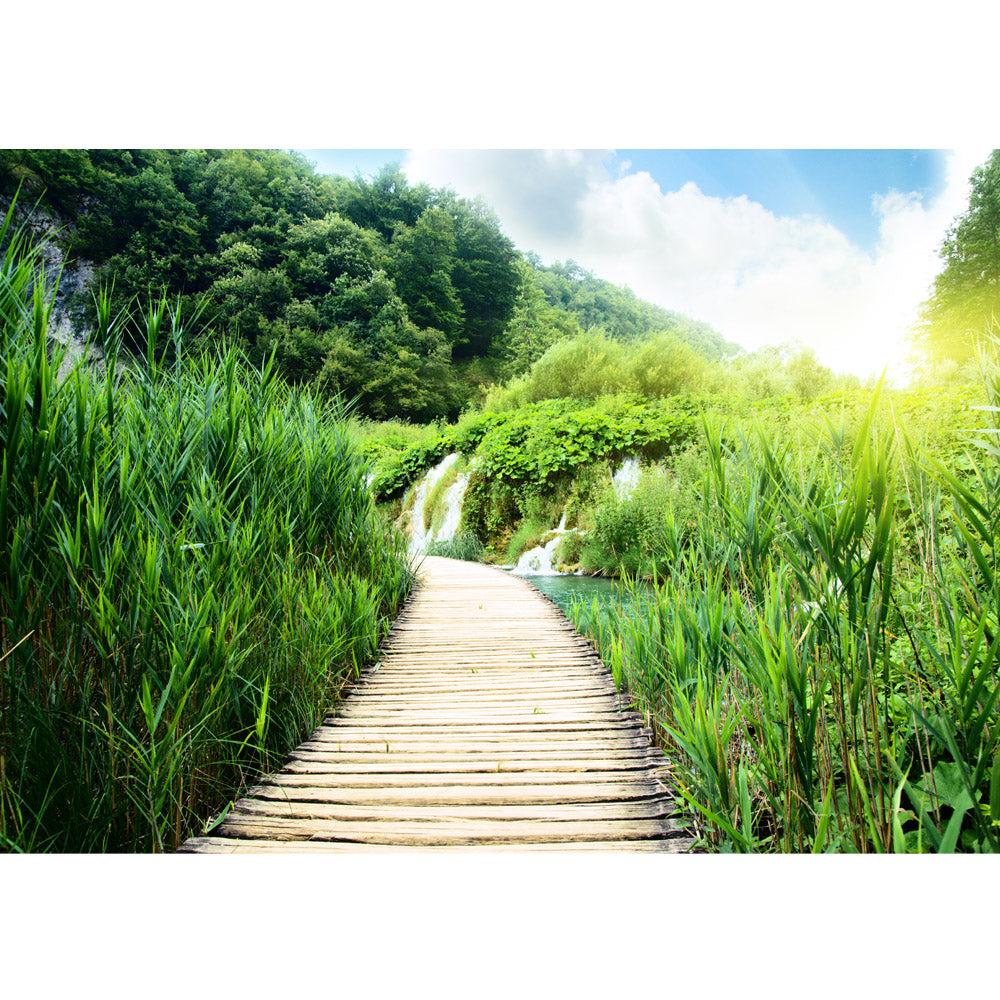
[569,374,1000,852]
[0,207,414,852]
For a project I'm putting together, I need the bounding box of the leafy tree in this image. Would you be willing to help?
[317,320,461,421]
[494,259,584,377]
[916,150,1000,365]
[388,208,464,340]
[436,192,520,357]
[284,212,378,295]
[332,165,431,239]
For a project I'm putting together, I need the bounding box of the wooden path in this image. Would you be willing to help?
[180,557,692,853]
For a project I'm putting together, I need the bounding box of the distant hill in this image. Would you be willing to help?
[526,257,739,360]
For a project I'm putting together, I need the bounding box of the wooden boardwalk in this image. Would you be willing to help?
[180,556,692,853]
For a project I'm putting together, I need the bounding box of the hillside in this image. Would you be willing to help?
[1,149,733,420]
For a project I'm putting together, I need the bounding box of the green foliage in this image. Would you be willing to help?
[579,468,688,578]
[0,217,413,852]
[425,532,485,561]
[488,329,713,409]
[564,374,1000,853]
[915,150,1000,366]
[388,207,464,340]
[491,259,585,378]
[716,343,842,401]
[474,397,697,484]
[527,257,739,358]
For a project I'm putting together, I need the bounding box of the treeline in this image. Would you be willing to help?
[0,149,735,420]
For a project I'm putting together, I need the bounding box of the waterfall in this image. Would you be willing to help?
[612,456,641,499]
[435,469,471,544]
[511,512,577,576]
[405,453,479,554]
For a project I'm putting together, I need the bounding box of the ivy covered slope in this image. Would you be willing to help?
[0,149,735,422]
[362,288,990,577]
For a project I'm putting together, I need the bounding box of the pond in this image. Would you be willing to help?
[517,572,652,618]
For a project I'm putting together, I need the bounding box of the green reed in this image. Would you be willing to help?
[569,374,1000,852]
[0,206,413,852]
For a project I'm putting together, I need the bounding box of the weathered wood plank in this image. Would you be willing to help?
[264,769,674,788]
[245,781,667,806]
[213,815,686,845]
[179,837,689,853]
[282,755,665,774]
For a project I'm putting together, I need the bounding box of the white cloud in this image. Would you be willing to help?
[403,148,994,378]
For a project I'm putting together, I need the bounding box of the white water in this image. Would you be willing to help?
[612,455,641,499]
[511,512,579,576]
[406,453,476,554]
[435,469,470,544]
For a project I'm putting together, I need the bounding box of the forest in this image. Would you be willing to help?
[2,147,999,854]
[0,149,736,420]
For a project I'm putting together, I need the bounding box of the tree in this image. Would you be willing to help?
[493,260,583,377]
[433,192,520,358]
[915,150,1000,365]
[387,208,464,341]
[332,165,431,239]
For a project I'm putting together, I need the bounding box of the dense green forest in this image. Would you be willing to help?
[0,149,738,421]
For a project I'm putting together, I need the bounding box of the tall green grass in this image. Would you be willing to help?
[569,375,1000,852]
[0,205,414,852]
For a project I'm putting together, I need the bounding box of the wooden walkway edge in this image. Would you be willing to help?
[180,556,693,853]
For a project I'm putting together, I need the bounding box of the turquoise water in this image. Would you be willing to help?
[520,573,651,617]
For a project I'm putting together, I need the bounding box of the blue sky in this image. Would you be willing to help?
[298,147,988,377]
[299,148,948,254]
[610,150,948,251]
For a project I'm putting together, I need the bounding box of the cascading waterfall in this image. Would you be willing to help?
[408,453,458,553]
[512,512,578,576]
[612,455,641,499]
[435,468,471,543]
[406,453,475,554]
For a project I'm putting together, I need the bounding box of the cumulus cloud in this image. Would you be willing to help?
[404,149,611,253]
[403,147,993,378]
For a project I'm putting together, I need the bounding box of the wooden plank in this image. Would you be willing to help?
[283,756,665,774]
[246,781,667,806]
[213,815,685,845]
[296,739,651,755]
[230,797,674,822]
[314,722,644,735]
[179,837,689,853]
[264,769,674,788]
